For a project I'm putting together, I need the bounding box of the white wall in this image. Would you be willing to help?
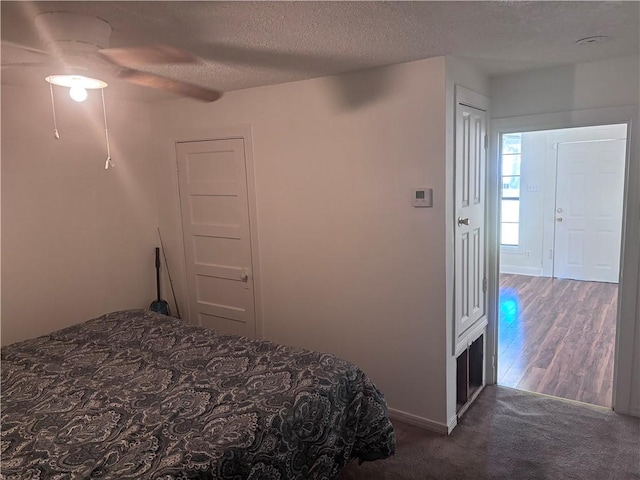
[1,84,159,345]
[500,124,628,277]
[491,55,640,118]
[150,57,458,428]
[490,55,640,416]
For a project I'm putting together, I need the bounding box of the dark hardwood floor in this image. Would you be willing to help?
[497,273,617,408]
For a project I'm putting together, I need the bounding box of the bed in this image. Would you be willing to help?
[1,309,395,479]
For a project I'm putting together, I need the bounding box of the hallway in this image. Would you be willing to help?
[498,273,617,407]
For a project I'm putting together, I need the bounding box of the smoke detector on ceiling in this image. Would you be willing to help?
[575,36,609,46]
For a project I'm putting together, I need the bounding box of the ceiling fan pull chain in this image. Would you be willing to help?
[101,88,114,169]
[49,82,60,139]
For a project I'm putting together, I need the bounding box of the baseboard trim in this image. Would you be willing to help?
[499,265,543,276]
[612,403,640,418]
[626,406,640,417]
[387,408,449,435]
[447,414,458,433]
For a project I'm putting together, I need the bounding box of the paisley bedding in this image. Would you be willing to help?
[1,309,395,479]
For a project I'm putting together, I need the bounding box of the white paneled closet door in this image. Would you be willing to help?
[454,87,489,354]
[176,138,257,338]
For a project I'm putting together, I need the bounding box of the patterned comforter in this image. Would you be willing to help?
[1,310,395,479]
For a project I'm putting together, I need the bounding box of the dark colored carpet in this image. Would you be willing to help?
[340,386,639,480]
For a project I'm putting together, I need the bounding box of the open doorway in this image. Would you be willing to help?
[496,123,628,408]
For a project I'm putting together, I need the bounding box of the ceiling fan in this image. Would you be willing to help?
[2,11,222,102]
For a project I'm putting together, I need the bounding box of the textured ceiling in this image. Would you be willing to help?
[2,1,638,102]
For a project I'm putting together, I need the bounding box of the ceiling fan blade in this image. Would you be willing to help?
[98,45,198,67]
[1,62,47,69]
[190,42,361,74]
[1,40,49,57]
[117,68,221,102]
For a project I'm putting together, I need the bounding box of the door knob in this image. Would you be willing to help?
[556,217,563,223]
[240,272,249,282]
[457,216,470,226]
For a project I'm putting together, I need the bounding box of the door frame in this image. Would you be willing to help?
[486,105,639,416]
[170,125,263,339]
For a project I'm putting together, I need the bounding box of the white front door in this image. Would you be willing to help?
[454,92,488,353]
[176,138,257,338]
[553,139,626,283]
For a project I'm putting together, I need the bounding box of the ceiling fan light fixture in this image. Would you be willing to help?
[45,74,108,103]
[45,74,108,89]
[69,85,88,102]
[45,73,114,169]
